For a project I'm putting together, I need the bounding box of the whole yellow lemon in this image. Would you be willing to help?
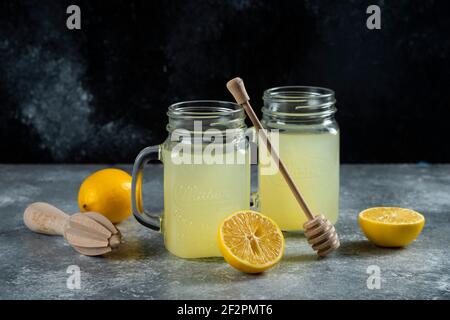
[78,168,132,224]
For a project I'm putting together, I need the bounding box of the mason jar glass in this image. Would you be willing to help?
[132,101,250,258]
[258,86,339,231]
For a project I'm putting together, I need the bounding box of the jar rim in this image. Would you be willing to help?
[167,100,246,132]
[263,86,335,102]
[168,100,243,119]
[262,86,336,122]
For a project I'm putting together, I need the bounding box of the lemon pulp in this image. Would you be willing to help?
[218,210,284,273]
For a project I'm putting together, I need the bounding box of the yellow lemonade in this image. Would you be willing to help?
[162,145,250,258]
[259,131,339,231]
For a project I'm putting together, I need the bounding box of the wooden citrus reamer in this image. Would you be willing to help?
[24,202,121,256]
[227,77,340,257]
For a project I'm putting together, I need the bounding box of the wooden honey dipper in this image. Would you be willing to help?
[24,202,121,256]
[227,77,340,257]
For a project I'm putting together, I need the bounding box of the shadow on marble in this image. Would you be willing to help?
[181,270,268,286]
[338,240,403,257]
[283,231,306,239]
[106,238,165,261]
[282,253,317,263]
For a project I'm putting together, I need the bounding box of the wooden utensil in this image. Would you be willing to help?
[24,202,121,256]
[226,77,340,257]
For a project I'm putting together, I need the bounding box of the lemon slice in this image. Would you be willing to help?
[218,210,284,274]
[359,207,425,247]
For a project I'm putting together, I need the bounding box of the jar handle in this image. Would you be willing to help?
[131,145,162,231]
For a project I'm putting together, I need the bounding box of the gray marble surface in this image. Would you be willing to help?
[0,164,449,300]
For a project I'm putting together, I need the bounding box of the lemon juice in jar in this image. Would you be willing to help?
[162,142,250,258]
[258,87,340,231]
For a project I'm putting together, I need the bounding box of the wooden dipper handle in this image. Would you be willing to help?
[24,202,69,236]
[227,77,314,221]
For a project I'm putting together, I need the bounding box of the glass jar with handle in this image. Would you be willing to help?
[131,101,250,258]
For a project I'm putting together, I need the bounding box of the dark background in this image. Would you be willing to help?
[0,0,449,164]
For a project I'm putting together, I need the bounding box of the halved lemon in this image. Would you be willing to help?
[218,210,284,274]
[359,207,425,247]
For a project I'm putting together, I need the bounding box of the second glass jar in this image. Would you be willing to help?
[258,86,340,231]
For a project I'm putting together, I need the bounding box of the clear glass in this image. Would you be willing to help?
[258,87,339,231]
[132,101,250,259]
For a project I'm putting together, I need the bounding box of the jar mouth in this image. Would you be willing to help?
[167,100,246,132]
[263,86,335,103]
[168,100,243,119]
[262,86,336,121]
